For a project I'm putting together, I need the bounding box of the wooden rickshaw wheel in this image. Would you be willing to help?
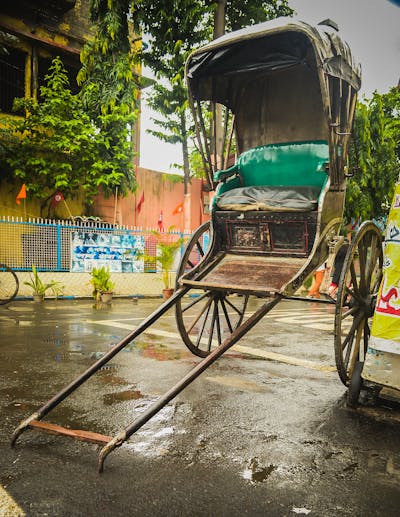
[175,222,249,357]
[334,222,383,387]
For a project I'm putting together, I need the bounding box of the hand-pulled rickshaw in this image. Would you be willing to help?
[11,17,383,471]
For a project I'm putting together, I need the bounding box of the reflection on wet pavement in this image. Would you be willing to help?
[242,457,277,483]
[135,342,192,361]
[103,388,143,405]
[2,298,400,516]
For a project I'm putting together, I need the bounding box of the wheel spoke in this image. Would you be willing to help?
[363,318,370,352]
[341,305,358,320]
[194,299,213,349]
[346,322,364,376]
[215,300,222,345]
[242,295,250,314]
[207,301,218,352]
[371,264,383,294]
[342,323,356,353]
[341,311,364,351]
[225,294,249,317]
[181,291,210,313]
[349,262,361,298]
[220,298,233,333]
[187,295,213,335]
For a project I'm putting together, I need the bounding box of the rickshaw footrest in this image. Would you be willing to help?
[28,420,112,445]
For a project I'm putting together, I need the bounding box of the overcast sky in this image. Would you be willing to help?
[139,0,400,173]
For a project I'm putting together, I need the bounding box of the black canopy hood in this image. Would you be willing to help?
[186,17,361,107]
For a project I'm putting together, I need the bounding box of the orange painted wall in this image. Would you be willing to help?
[92,166,210,232]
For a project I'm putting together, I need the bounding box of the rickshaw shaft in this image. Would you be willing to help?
[98,294,282,472]
[11,287,190,447]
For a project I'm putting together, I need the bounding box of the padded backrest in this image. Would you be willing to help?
[237,140,329,189]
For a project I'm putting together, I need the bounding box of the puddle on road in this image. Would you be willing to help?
[242,457,277,483]
[0,315,20,326]
[136,342,192,361]
[103,388,143,405]
[98,372,128,385]
[5,307,35,313]
[42,336,68,346]
[16,320,33,326]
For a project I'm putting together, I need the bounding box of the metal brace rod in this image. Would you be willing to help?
[11,287,189,447]
[98,294,282,472]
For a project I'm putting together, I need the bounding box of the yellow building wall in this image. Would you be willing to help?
[0,181,85,221]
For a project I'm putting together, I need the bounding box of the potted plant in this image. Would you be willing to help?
[153,231,184,299]
[89,266,115,303]
[24,265,64,302]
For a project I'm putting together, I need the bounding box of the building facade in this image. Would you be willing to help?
[0,0,91,113]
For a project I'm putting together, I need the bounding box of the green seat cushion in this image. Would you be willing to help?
[237,140,329,189]
[211,140,329,211]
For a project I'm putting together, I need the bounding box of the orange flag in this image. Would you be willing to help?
[16,184,26,204]
[172,201,184,215]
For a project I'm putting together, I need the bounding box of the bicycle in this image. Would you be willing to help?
[0,264,19,304]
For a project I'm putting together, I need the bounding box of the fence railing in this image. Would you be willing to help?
[0,216,191,273]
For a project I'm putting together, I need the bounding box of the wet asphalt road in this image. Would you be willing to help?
[1,297,400,516]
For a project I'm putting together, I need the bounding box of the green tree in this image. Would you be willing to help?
[224,0,293,31]
[0,57,128,209]
[78,0,140,196]
[134,0,293,192]
[346,87,400,222]
[133,0,211,193]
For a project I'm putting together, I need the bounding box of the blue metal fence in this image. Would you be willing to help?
[0,216,190,273]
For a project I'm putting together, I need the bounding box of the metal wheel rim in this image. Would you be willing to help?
[176,289,249,357]
[175,221,250,357]
[175,221,211,286]
[0,264,19,305]
[334,222,383,386]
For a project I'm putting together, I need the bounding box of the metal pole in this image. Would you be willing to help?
[113,187,118,225]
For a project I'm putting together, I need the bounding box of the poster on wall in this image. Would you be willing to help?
[71,231,145,273]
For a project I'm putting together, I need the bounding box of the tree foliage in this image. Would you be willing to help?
[346,87,400,222]
[133,0,210,192]
[0,57,130,205]
[224,0,293,31]
[77,0,140,196]
[78,0,138,115]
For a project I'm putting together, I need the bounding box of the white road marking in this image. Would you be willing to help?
[87,318,336,373]
[302,323,333,330]
[0,486,25,516]
[231,345,336,372]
